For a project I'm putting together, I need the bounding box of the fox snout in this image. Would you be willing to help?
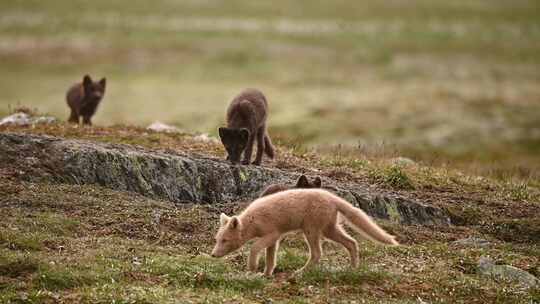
[210,246,226,258]
[90,91,103,101]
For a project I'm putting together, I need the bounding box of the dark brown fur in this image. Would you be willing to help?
[66,75,106,125]
[259,175,322,197]
[219,88,275,165]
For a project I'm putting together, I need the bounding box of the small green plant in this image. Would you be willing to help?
[143,255,266,291]
[370,165,415,190]
[320,155,369,171]
[507,182,530,201]
[34,267,98,291]
[0,254,39,278]
[276,249,307,272]
[0,231,43,251]
[300,265,389,286]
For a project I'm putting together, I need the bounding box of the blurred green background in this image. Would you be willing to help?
[1,0,539,178]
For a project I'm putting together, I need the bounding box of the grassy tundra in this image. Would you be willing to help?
[0,1,540,302]
[0,124,539,303]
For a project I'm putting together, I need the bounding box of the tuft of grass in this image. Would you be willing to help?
[19,212,80,236]
[0,231,43,251]
[506,182,531,201]
[275,249,307,272]
[370,165,415,190]
[34,266,99,291]
[144,254,266,292]
[0,254,39,278]
[300,265,389,286]
[8,105,39,116]
[320,156,369,171]
[530,287,540,303]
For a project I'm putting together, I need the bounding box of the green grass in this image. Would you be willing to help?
[0,178,538,303]
[34,266,100,291]
[370,165,415,190]
[143,254,266,291]
[300,265,389,286]
[0,254,39,278]
[0,231,43,251]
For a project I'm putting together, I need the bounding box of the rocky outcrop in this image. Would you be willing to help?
[478,257,539,288]
[0,132,451,226]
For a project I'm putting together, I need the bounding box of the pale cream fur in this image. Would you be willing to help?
[211,189,399,276]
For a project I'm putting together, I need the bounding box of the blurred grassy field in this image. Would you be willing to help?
[1,0,540,179]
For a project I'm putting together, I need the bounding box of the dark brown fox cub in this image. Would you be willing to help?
[219,88,275,165]
[66,75,106,125]
[260,175,322,197]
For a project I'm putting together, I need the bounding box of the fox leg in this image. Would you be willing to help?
[248,233,280,272]
[264,241,279,277]
[68,110,79,124]
[324,225,358,268]
[82,115,92,126]
[241,132,256,165]
[252,126,265,165]
[298,232,322,272]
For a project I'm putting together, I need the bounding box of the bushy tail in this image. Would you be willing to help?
[264,133,275,159]
[335,198,399,245]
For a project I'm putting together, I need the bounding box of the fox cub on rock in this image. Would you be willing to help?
[259,175,322,197]
[66,75,106,125]
[219,88,275,165]
[211,189,399,277]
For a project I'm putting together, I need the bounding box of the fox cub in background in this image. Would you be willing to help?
[211,189,399,277]
[66,75,106,125]
[259,174,322,197]
[219,88,275,165]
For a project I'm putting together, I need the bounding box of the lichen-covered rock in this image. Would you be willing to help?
[0,113,57,126]
[0,132,451,226]
[478,257,539,288]
[452,237,490,248]
[147,121,181,133]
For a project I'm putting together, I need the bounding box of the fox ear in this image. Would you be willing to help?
[229,217,239,229]
[218,127,228,139]
[313,176,322,188]
[99,77,106,89]
[220,213,230,226]
[83,75,92,88]
[296,175,310,188]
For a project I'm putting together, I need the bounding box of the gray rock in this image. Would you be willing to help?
[0,113,31,126]
[0,113,57,126]
[452,237,490,248]
[32,116,58,124]
[147,121,181,133]
[478,257,539,288]
[0,132,451,226]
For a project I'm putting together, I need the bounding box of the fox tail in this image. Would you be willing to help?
[335,198,399,245]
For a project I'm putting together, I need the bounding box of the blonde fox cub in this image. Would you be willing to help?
[211,189,399,276]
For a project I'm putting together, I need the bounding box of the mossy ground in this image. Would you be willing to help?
[1,124,539,303]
